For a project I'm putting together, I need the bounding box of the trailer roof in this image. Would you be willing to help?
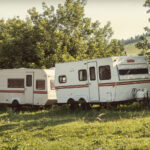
[55,56,148,65]
[0,67,55,71]
[0,68,55,75]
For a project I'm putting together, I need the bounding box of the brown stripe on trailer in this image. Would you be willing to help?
[99,82,115,87]
[0,90,48,94]
[99,80,150,87]
[117,80,150,85]
[0,90,24,93]
[55,80,150,89]
[55,84,89,90]
[33,91,48,94]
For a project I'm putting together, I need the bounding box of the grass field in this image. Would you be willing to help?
[124,37,150,56]
[124,43,141,56]
[1,103,150,150]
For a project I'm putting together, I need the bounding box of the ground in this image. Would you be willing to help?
[0,103,150,150]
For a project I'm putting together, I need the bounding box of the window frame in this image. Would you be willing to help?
[8,79,24,88]
[99,65,111,80]
[78,69,87,81]
[59,75,67,83]
[119,68,149,75]
[89,67,96,81]
[26,75,32,87]
[36,80,45,90]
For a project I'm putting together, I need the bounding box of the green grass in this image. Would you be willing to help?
[124,43,141,56]
[1,103,150,150]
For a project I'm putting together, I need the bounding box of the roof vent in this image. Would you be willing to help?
[127,59,135,63]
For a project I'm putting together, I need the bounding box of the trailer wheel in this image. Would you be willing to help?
[12,100,20,112]
[79,99,91,110]
[68,99,79,111]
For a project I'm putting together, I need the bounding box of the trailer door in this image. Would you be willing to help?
[87,62,100,102]
[25,73,34,104]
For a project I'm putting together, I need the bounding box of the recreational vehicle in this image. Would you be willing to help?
[55,56,150,109]
[0,68,56,109]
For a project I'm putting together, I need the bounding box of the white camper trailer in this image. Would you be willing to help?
[0,68,56,108]
[55,56,150,109]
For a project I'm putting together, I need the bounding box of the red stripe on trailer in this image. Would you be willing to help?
[55,80,150,89]
[99,82,115,87]
[116,80,150,86]
[0,90,24,93]
[55,84,89,90]
[34,91,48,94]
[99,80,150,87]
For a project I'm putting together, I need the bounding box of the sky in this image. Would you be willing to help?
[0,0,149,39]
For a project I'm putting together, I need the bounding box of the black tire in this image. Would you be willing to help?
[68,99,79,111]
[12,100,20,112]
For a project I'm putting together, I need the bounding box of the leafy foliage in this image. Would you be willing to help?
[136,36,150,58]
[136,0,150,62]
[0,0,124,69]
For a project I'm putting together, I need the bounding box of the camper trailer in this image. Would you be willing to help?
[55,56,150,109]
[0,68,56,108]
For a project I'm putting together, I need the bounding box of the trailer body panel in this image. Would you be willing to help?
[55,56,150,104]
[0,68,56,106]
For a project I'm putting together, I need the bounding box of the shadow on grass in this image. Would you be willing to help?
[0,102,150,133]
[0,123,18,135]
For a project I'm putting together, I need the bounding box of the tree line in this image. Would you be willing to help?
[121,33,149,45]
[0,0,124,69]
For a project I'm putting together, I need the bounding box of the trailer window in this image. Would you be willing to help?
[89,67,96,80]
[59,76,67,83]
[26,75,32,87]
[99,65,111,80]
[50,80,55,90]
[36,80,45,90]
[79,70,87,81]
[119,68,148,75]
[8,79,24,88]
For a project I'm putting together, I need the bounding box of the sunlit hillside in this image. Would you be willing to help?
[124,37,150,56]
[124,43,141,56]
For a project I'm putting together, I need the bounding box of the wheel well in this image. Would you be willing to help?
[12,99,19,105]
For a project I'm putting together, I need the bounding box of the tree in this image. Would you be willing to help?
[136,36,150,53]
[0,18,45,68]
[0,0,124,69]
[136,0,150,62]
